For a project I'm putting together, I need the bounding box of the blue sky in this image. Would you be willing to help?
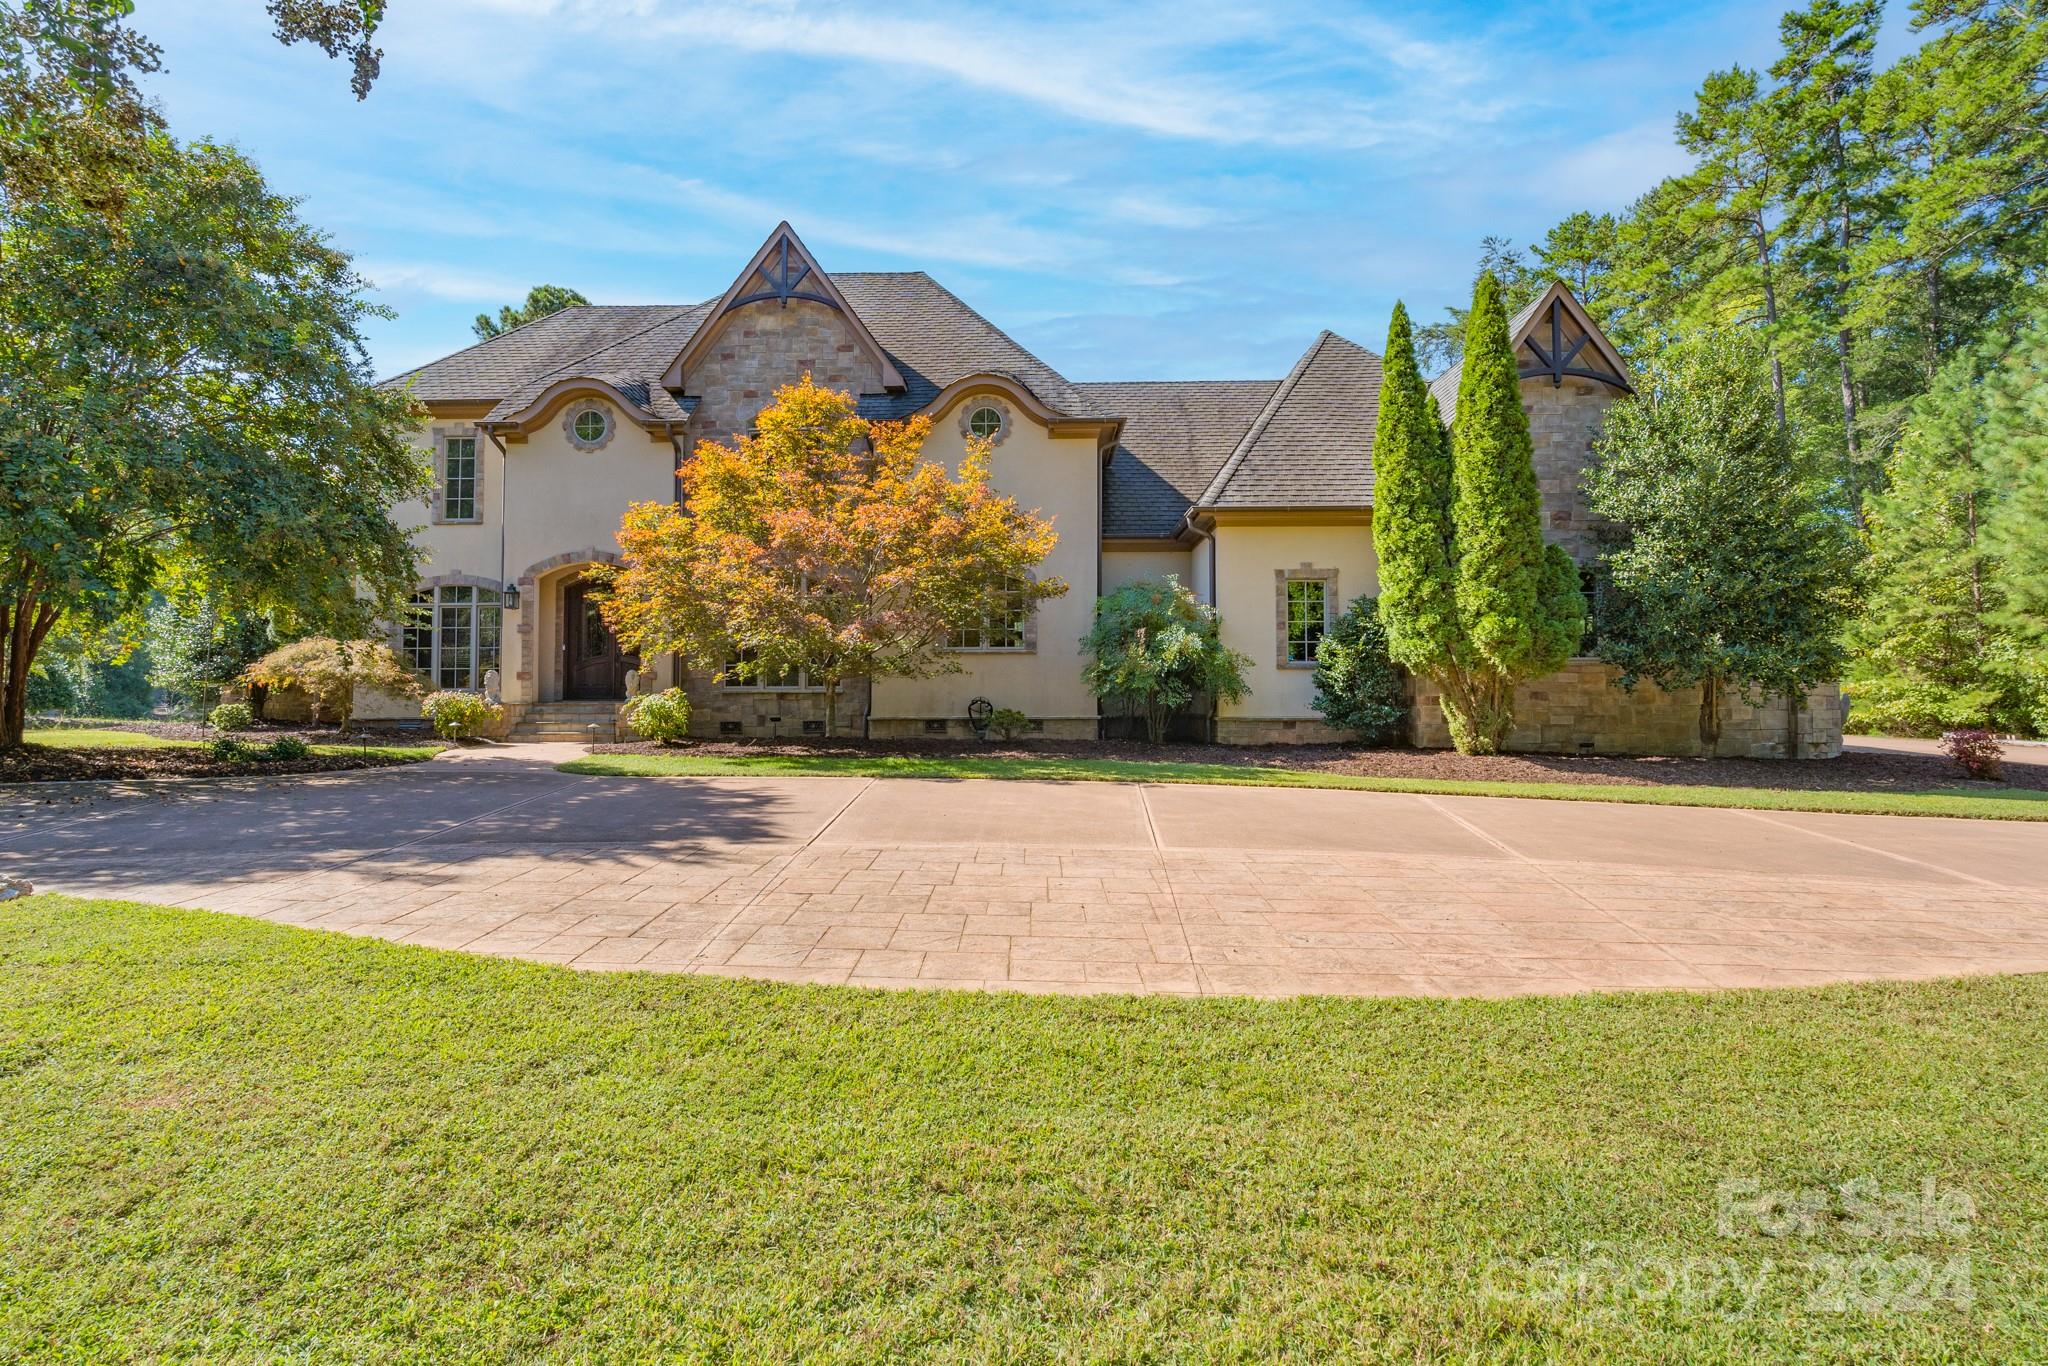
[135,0,1915,383]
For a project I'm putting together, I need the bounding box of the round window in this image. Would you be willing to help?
[572,408,609,443]
[967,405,1003,439]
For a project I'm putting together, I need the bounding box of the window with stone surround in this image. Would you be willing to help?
[402,586,501,688]
[947,575,1030,651]
[440,437,478,522]
[721,648,822,691]
[1278,570,1334,666]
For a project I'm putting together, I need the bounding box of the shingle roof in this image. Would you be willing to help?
[1426,292,1547,428]
[1082,380,1280,539]
[835,274,1106,420]
[384,272,1109,424]
[1198,332,1382,510]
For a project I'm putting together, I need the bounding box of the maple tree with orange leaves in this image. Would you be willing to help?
[603,377,1065,736]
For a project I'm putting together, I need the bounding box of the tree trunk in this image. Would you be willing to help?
[1753,213,1788,430]
[1439,668,1514,755]
[823,679,838,739]
[1698,672,1723,756]
[1,589,59,751]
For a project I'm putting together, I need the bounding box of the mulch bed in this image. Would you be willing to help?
[587,736,2044,794]
[0,748,428,784]
[4,720,439,785]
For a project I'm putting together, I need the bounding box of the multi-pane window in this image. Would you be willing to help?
[403,586,501,689]
[967,405,1003,439]
[1285,578,1329,664]
[442,437,478,521]
[721,648,820,690]
[947,576,1029,650]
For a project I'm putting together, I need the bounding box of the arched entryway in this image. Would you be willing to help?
[515,548,658,704]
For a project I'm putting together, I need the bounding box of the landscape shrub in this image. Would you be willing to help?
[245,639,420,731]
[1082,578,1250,744]
[421,690,503,741]
[626,688,692,745]
[1940,729,2004,781]
[208,701,255,732]
[263,736,312,761]
[1311,596,1409,745]
[988,707,1029,741]
[208,737,250,762]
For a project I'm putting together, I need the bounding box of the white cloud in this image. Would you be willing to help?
[357,260,535,302]
[1539,118,1694,210]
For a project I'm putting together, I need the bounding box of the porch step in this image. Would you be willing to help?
[506,699,627,744]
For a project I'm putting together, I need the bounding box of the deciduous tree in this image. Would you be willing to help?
[0,132,427,747]
[1587,329,1861,753]
[604,378,1065,736]
[244,638,419,731]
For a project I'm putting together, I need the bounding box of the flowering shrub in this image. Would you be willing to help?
[626,688,692,745]
[1940,729,2004,781]
[208,701,254,732]
[422,690,503,741]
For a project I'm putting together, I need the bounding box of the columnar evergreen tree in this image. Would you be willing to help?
[1377,279,1583,754]
[1978,318,2048,668]
[1587,329,1861,753]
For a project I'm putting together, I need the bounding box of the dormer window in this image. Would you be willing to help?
[967,406,1002,439]
[572,408,609,444]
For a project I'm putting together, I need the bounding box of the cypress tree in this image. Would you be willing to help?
[1372,302,1459,676]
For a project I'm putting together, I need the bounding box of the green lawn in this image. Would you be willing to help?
[2,895,2040,1361]
[26,727,440,760]
[560,751,2048,821]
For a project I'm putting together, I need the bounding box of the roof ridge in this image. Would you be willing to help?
[909,271,1082,410]
[379,302,683,389]
[1077,377,1281,389]
[517,302,706,393]
[1196,331,1332,507]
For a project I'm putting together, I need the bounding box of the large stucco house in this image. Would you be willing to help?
[369,223,1840,756]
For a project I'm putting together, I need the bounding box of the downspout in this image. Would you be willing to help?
[486,427,513,705]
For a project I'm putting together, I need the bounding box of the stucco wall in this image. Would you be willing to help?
[1102,544,1191,594]
[1209,519,1376,723]
[867,392,1103,732]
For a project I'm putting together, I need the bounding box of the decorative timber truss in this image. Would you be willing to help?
[1513,282,1631,392]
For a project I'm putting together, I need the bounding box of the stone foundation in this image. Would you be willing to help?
[680,671,871,739]
[868,716,1095,741]
[1213,716,1353,746]
[1408,661,1844,758]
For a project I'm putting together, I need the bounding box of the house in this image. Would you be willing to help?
[371,222,1841,756]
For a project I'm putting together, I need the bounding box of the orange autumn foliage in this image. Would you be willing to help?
[602,377,1064,735]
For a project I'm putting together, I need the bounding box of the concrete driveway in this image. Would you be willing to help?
[4,746,2045,998]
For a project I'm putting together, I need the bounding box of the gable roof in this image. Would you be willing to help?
[1429,281,1630,426]
[1083,380,1281,538]
[1197,331,1383,511]
[661,222,904,394]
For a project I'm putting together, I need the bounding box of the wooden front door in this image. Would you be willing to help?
[563,580,635,699]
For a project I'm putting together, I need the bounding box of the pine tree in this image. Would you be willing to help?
[1979,318,2048,671]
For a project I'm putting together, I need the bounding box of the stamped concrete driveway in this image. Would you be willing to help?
[4,746,2045,998]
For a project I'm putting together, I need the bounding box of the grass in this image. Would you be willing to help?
[24,727,441,761]
[558,750,2048,821]
[1,895,2041,1361]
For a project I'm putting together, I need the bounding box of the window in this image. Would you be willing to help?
[1578,566,1603,657]
[573,408,608,444]
[948,575,1029,650]
[721,648,822,690]
[1285,578,1328,664]
[967,405,1003,439]
[441,437,478,520]
[403,585,501,689]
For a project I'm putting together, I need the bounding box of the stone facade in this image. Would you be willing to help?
[1408,661,1845,759]
[685,298,884,442]
[680,670,871,740]
[1523,379,1616,562]
[1214,716,1353,746]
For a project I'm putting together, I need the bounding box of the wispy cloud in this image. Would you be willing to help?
[358,260,535,302]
